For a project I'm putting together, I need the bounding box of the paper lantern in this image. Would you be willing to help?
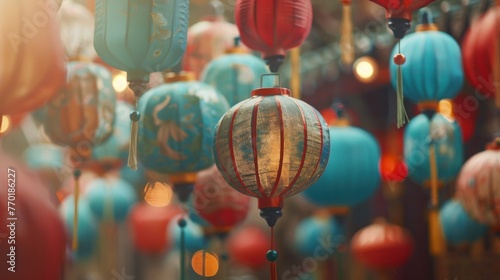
[227,226,270,270]
[61,195,99,260]
[234,0,313,72]
[456,138,500,226]
[129,203,182,254]
[193,165,250,234]
[86,177,137,223]
[389,10,463,108]
[0,0,66,116]
[192,250,219,277]
[183,18,241,78]
[351,219,414,269]
[303,114,381,207]
[94,0,189,170]
[138,72,230,202]
[462,2,500,106]
[0,152,66,280]
[404,113,463,186]
[440,200,488,245]
[201,39,270,106]
[57,0,96,60]
[294,215,344,257]
[23,143,65,172]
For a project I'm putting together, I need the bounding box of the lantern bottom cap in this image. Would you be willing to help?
[173,183,194,203]
[388,17,411,39]
[260,207,283,228]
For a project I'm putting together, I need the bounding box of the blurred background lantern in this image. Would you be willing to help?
[129,203,183,254]
[234,0,313,72]
[57,0,96,61]
[168,216,208,253]
[191,250,219,277]
[456,137,500,226]
[85,177,137,223]
[193,165,251,235]
[61,195,99,260]
[93,0,190,170]
[0,152,66,280]
[294,214,345,257]
[23,143,66,190]
[201,38,270,106]
[462,1,500,107]
[303,104,381,207]
[213,81,330,279]
[182,3,241,78]
[138,72,229,203]
[351,219,414,275]
[226,226,270,271]
[439,200,488,246]
[0,0,66,117]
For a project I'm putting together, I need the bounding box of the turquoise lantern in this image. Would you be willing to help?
[389,9,463,125]
[138,72,230,202]
[94,0,190,170]
[169,216,208,253]
[294,214,344,257]
[302,106,381,207]
[85,177,138,223]
[404,113,463,186]
[201,38,270,106]
[440,200,488,245]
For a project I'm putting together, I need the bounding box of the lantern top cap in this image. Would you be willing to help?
[225,37,248,54]
[416,9,439,32]
[486,136,500,150]
[251,88,291,97]
[165,71,196,83]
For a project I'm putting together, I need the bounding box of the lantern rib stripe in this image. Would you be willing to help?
[301,106,325,191]
[279,99,308,196]
[227,101,259,197]
[270,96,285,197]
[251,98,266,197]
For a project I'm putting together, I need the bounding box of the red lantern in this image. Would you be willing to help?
[234,0,312,72]
[193,165,250,234]
[462,3,500,107]
[351,219,414,269]
[0,151,66,280]
[129,202,182,254]
[227,226,270,270]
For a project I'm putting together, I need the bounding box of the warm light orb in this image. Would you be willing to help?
[191,250,219,277]
[0,115,11,134]
[438,99,454,121]
[353,56,378,83]
[144,182,173,207]
[112,71,128,93]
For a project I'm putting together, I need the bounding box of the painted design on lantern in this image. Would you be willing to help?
[153,95,188,160]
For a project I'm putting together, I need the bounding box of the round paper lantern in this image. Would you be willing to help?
[23,143,65,171]
[44,61,116,162]
[456,138,500,226]
[129,203,182,254]
[192,250,219,277]
[169,216,208,252]
[462,3,500,106]
[0,152,66,280]
[94,0,190,170]
[302,120,380,207]
[440,200,488,245]
[389,10,463,107]
[201,39,270,106]
[86,177,137,223]
[61,195,99,260]
[0,0,66,116]
[138,72,230,202]
[351,219,414,269]
[404,113,463,186]
[183,18,241,78]
[294,215,344,257]
[227,226,270,270]
[234,0,312,72]
[193,165,250,233]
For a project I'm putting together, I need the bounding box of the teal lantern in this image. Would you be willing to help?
[169,216,208,252]
[302,107,381,207]
[294,214,344,257]
[86,177,138,223]
[389,9,463,112]
[94,0,190,170]
[23,143,65,172]
[440,200,488,245]
[138,72,230,202]
[404,113,463,186]
[201,38,270,106]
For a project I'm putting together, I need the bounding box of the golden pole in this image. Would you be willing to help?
[290,47,301,99]
[428,143,445,256]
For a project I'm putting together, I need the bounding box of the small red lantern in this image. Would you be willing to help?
[227,226,270,270]
[234,0,312,72]
[351,219,414,270]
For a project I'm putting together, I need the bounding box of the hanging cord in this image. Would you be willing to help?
[127,81,148,170]
[394,41,409,128]
[178,216,187,280]
[72,168,82,250]
[266,226,278,280]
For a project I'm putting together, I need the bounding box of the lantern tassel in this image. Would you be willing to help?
[428,143,445,256]
[395,42,409,128]
[494,33,500,108]
[340,1,354,65]
[72,169,81,251]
